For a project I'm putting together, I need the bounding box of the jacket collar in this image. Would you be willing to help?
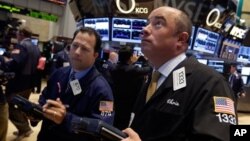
[147,56,198,102]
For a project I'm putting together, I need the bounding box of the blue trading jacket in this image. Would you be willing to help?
[37,66,114,141]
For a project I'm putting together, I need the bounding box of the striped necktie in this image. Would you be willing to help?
[146,71,161,102]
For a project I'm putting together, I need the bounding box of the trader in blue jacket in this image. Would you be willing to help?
[36,27,114,141]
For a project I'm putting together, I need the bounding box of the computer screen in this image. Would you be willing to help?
[241,76,248,85]
[207,60,224,73]
[112,18,147,43]
[133,46,144,56]
[237,45,250,63]
[188,26,195,50]
[241,67,250,75]
[197,58,208,65]
[0,48,6,55]
[84,17,110,41]
[193,27,220,54]
[31,38,39,46]
[219,38,241,61]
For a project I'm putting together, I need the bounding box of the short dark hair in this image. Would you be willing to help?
[118,46,133,64]
[72,27,102,53]
[230,63,237,68]
[18,26,32,37]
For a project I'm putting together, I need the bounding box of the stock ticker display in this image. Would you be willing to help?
[193,27,220,55]
[84,18,110,41]
[112,18,147,43]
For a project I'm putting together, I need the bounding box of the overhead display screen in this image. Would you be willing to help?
[219,38,241,61]
[84,18,110,41]
[237,45,250,63]
[193,27,220,55]
[207,60,224,73]
[197,58,208,65]
[0,2,58,22]
[241,67,250,76]
[112,18,147,43]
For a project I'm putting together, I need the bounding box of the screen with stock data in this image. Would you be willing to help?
[84,18,110,41]
[193,27,220,55]
[112,18,147,43]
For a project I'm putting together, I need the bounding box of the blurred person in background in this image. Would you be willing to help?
[32,53,46,94]
[111,46,152,130]
[0,55,8,141]
[50,43,71,74]
[96,51,118,87]
[0,70,8,141]
[1,26,40,141]
[108,51,119,65]
[229,63,245,99]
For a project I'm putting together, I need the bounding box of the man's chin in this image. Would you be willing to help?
[141,41,152,48]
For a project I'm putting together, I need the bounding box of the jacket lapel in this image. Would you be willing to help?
[146,56,197,103]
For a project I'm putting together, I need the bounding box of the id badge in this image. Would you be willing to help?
[173,67,186,91]
[70,79,82,95]
[63,62,70,67]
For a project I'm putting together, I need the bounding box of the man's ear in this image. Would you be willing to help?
[178,32,189,44]
[94,52,99,59]
[176,32,189,49]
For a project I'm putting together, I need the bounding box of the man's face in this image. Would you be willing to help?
[230,66,236,74]
[141,7,180,67]
[16,31,23,42]
[69,32,98,71]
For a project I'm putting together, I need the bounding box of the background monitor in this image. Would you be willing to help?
[197,58,208,65]
[112,18,147,43]
[193,27,220,54]
[31,38,39,46]
[133,46,143,56]
[237,45,250,63]
[241,67,250,75]
[0,48,6,55]
[241,76,248,85]
[219,38,241,61]
[207,60,224,73]
[84,17,110,41]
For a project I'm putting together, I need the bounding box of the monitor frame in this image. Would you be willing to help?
[237,45,250,63]
[241,67,250,76]
[31,38,39,46]
[84,17,110,41]
[111,17,147,43]
[219,38,241,61]
[197,58,208,65]
[241,76,248,85]
[192,27,220,55]
[207,59,224,73]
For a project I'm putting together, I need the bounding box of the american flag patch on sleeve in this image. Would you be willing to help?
[99,101,113,112]
[213,96,235,116]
